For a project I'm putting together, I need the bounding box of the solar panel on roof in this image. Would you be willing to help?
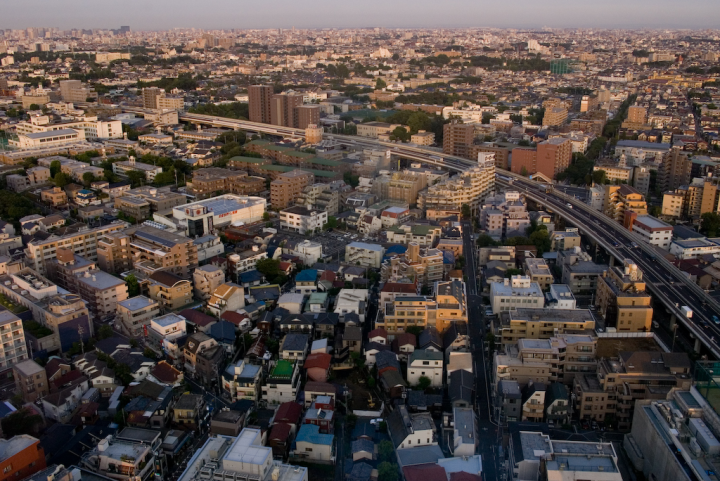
[135,230,179,248]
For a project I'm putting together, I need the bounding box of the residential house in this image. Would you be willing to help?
[407,350,444,388]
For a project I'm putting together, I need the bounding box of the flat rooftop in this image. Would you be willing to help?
[178,195,265,217]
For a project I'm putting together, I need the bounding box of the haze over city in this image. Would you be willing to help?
[1,6,720,481]
[3,0,720,29]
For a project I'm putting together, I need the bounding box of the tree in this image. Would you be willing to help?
[367,376,376,389]
[82,172,96,188]
[649,205,662,217]
[592,169,608,185]
[390,126,410,142]
[263,212,270,221]
[126,170,146,187]
[98,324,114,340]
[477,234,498,248]
[50,160,61,177]
[378,463,399,481]
[53,172,71,188]
[324,216,338,230]
[143,347,157,359]
[343,171,360,188]
[125,274,140,297]
[529,225,551,255]
[520,166,528,176]
[406,325,423,337]
[486,332,496,355]
[1,408,43,437]
[461,203,471,219]
[28,104,40,111]
[417,376,432,391]
[378,441,395,463]
[701,212,720,237]
[375,78,387,89]
[337,64,350,78]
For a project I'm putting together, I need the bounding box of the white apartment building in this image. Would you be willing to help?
[546,284,576,309]
[0,311,28,374]
[670,238,720,260]
[407,349,444,387]
[345,242,384,268]
[15,114,122,140]
[279,206,328,235]
[113,156,163,181]
[489,276,545,314]
[10,128,86,149]
[629,215,673,250]
[418,159,495,216]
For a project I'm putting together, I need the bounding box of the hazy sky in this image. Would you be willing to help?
[2,0,720,31]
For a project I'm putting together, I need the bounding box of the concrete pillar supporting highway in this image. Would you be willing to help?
[695,338,702,353]
[669,314,676,331]
[608,255,615,267]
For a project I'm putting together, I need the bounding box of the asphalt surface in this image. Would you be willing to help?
[461,220,501,481]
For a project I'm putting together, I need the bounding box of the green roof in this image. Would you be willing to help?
[230,156,269,164]
[411,225,435,236]
[270,359,295,378]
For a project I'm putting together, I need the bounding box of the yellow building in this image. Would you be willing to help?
[602,185,647,223]
[148,271,193,311]
[434,280,467,332]
[596,260,652,332]
[378,296,436,335]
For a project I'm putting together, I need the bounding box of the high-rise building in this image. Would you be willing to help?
[536,138,572,179]
[660,147,691,192]
[471,144,510,170]
[295,105,320,129]
[603,185,648,223]
[442,121,475,158]
[596,259,652,332]
[510,148,537,175]
[627,105,648,124]
[59,79,97,103]
[142,87,163,109]
[248,85,273,123]
[270,93,303,127]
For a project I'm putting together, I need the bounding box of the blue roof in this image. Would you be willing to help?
[296,424,334,445]
[383,244,407,262]
[208,321,236,343]
[443,250,455,264]
[78,189,94,195]
[296,269,318,282]
[0,401,15,418]
[240,270,263,283]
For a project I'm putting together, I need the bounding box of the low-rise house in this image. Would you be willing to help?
[173,393,205,428]
[117,296,161,338]
[387,405,436,450]
[303,396,335,434]
[208,321,237,355]
[207,283,245,317]
[303,381,336,408]
[351,439,375,462]
[281,333,309,364]
[13,359,49,403]
[407,349,444,388]
[341,326,363,353]
[293,424,335,464]
[521,382,546,422]
[278,293,305,314]
[148,271,193,311]
[443,322,469,353]
[450,407,477,457]
[446,352,473,382]
[210,408,246,436]
[295,269,318,294]
[304,353,332,382]
[193,265,225,301]
[42,376,89,423]
[545,382,570,425]
[262,360,300,405]
[449,369,474,408]
[392,333,416,362]
[183,332,218,377]
[222,360,262,402]
[497,379,522,423]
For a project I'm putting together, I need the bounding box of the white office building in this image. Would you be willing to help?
[161,195,267,237]
[489,276,544,314]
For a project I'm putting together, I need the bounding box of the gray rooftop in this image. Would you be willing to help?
[118,295,156,311]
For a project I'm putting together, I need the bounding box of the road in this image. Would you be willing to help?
[502,176,720,357]
[461,220,501,481]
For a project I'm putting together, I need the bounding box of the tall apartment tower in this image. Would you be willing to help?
[271,93,303,127]
[295,105,320,129]
[536,138,573,179]
[249,85,273,123]
[442,122,476,158]
[627,105,648,125]
[59,79,82,101]
[660,147,692,192]
[142,87,163,109]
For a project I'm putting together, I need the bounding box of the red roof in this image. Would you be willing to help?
[319,270,337,282]
[151,361,182,384]
[403,465,448,481]
[221,311,249,326]
[450,472,482,481]
[279,261,293,272]
[269,422,291,442]
[393,333,417,348]
[179,309,217,327]
[274,402,302,424]
[53,370,85,390]
[381,282,417,294]
[368,328,388,340]
[304,353,332,370]
[304,381,336,395]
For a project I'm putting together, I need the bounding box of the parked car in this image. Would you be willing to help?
[580,420,591,430]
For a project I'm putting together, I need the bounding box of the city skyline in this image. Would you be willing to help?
[2,0,720,31]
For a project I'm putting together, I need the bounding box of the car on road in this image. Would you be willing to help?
[714,315,720,325]
[591,421,599,430]
[580,420,590,430]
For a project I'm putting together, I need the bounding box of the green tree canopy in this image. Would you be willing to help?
[701,212,720,237]
[50,160,61,177]
[125,274,140,297]
[82,172,96,188]
[417,376,432,391]
[461,204,471,219]
[375,78,387,89]
[53,172,71,188]
[378,463,399,481]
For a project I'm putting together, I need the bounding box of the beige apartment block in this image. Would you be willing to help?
[25,222,127,276]
[193,265,226,301]
[596,260,652,332]
[270,170,314,209]
[574,351,691,429]
[40,187,68,206]
[117,296,160,338]
[524,258,554,291]
[495,308,595,348]
[381,242,444,287]
[372,172,427,205]
[148,271,193,311]
[417,160,495,216]
[13,359,48,403]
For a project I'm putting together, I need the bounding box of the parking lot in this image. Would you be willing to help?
[280,229,371,263]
